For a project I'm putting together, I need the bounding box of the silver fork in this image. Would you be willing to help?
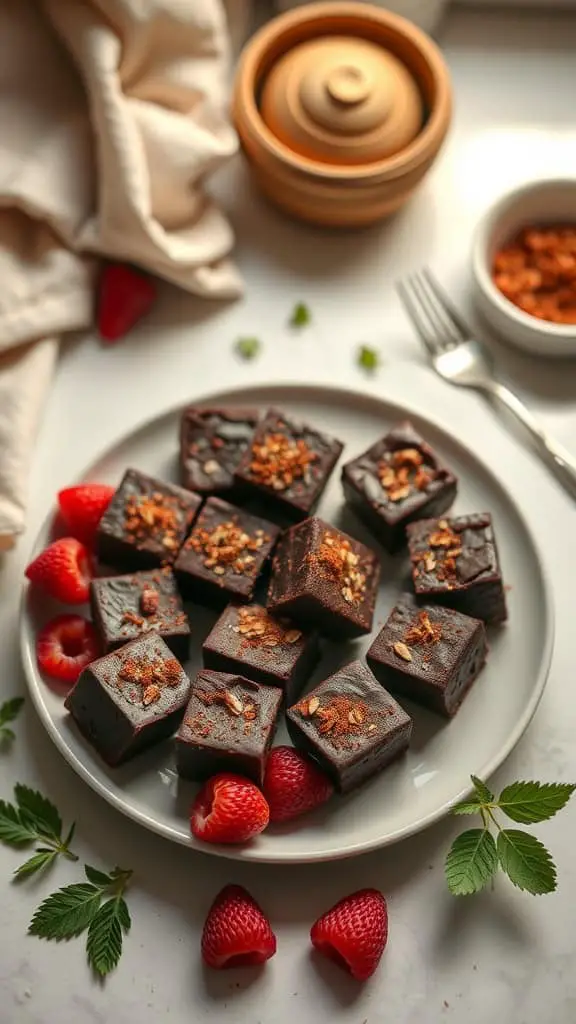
[397,268,576,500]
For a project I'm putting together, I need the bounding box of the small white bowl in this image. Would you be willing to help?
[471,179,576,358]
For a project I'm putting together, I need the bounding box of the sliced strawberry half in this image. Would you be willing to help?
[310,888,388,981]
[36,615,100,685]
[202,885,276,969]
[97,263,157,343]
[58,483,115,546]
[25,537,92,604]
[190,773,270,845]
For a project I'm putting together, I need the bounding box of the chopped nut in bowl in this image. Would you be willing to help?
[471,179,576,358]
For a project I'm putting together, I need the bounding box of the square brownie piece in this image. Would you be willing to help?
[90,567,190,660]
[64,634,190,766]
[95,468,201,573]
[173,497,280,608]
[366,596,488,717]
[202,603,320,705]
[175,669,282,785]
[234,407,344,522]
[286,660,412,794]
[341,422,458,553]
[407,513,508,624]
[267,516,380,639]
[179,405,258,497]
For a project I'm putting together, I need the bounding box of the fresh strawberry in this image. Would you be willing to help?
[36,615,100,684]
[202,885,276,969]
[310,888,388,981]
[25,538,92,604]
[190,773,269,845]
[97,262,157,343]
[263,746,334,823]
[58,483,115,545]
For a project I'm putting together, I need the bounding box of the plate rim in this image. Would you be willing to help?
[20,380,555,863]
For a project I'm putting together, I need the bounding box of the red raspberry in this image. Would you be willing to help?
[201,885,276,969]
[25,538,92,604]
[190,773,269,845]
[58,484,115,546]
[36,615,100,684]
[97,263,157,343]
[263,746,334,823]
[310,888,388,981]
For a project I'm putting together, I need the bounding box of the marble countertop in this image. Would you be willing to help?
[1,8,576,1024]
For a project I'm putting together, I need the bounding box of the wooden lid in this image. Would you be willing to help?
[260,34,423,166]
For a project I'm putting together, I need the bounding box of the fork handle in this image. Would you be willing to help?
[486,381,576,499]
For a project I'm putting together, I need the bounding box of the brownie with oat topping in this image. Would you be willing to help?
[267,516,380,639]
[407,513,508,624]
[90,567,190,660]
[202,603,320,704]
[64,633,191,766]
[234,408,344,523]
[179,406,258,497]
[286,660,412,793]
[175,669,283,784]
[341,422,458,554]
[95,468,201,573]
[174,497,280,608]
[367,595,488,717]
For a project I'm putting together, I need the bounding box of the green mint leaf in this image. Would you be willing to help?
[0,801,37,846]
[497,781,576,824]
[14,785,62,840]
[357,345,380,373]
[85,865,114,888]
[86,897,130,977]
[445,828,498,896]
[0,727,15,743]
[470,775,494,804]
[14,850,57,881]
[452,800,486,816]
[64,822,76,849]
[235,337,260,361]
[29,883,101,940]
[497,829,557,895]
[289,302,311,328]
[0,697,25,728]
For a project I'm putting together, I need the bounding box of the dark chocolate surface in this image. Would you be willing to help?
[95,468,201,573]
[175,669,282,784]
[342,421,457,553]
[234,407,344,522]
[286,660,412,793]
[367,595,488,717]
[90,567,190,659]
[267,516,380,639]
[179,406,258,496]
[64,634,191,766]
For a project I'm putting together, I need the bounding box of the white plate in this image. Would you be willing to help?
[20,384,553,863]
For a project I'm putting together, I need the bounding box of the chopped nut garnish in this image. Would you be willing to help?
[310,531,367,606]
[248,432,317,492]
[393,641,413,662]
[142,683,161,706]
[307,696,320,715]
[298,695,373,739]
[404,611,442,646]
[203,459,219,475]
[124,490,183,551]
[233,606,302,650]
[121,610,144,627]
[117,652,183,706]
[225,692,244,715]
[196,686,256,724]
[186,519,266,577]
[140,587,159,616]
[377,447,435,503]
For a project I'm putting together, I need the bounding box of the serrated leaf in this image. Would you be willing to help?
[0,697,25,728]
[85,865,113,888]
[29,884,101,940]
[497,781,576,824]
[470,775,494,804]
[86,898,128,977]
[0,801,37,846]
[445,828,498,896]
[0,727,15,742]
[289,302,311,328]
[14,850,57,880]
[116,897,131,933]
[64,821,76,849]
[452,800,485,816]
[14,786,62,840]
[497,830,557,895]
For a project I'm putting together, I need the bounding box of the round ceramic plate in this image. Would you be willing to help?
[20,384,553,863]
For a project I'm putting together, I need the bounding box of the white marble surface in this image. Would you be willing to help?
[1,7,576,1023]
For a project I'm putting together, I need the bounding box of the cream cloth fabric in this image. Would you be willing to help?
[0,0,244,550]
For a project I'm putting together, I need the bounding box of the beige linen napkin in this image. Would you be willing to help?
[0,0,243,550]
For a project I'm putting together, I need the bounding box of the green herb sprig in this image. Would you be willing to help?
[445,776,575,896]
[0,697,25,745]
[0,785,78,878]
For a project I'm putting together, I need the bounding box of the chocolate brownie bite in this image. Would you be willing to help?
[341,422,457,553]
[90,567,190,660]
[267,516,380,639]
[95,469,201,573]
[367,596,488,717]
[173,497,279,608]
[64,634,190,766]
[175,669,282,785]
[202,603,320,705]
[234,407,344,522]
[286,660,412,794]
[407,513,508,624]
[179,406,258,497]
